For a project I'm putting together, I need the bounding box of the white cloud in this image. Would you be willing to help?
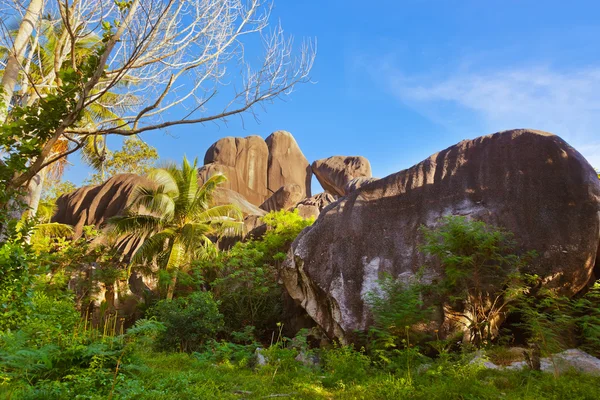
[378,64,600,167]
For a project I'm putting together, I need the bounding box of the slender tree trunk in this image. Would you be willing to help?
[166,272,178,300]
[26,167,46,218]
[0,0,44,122]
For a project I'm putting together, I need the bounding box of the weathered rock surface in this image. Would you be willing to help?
[53,174,152,238]
[312,156,372,196]
[281,129,600,342]
[260,183,304,213]
[294,192,336,219]
[476,349,600,376]
[266,131,312,199]
[243,214,267,239]
[201,135,270,206]
[344,177,379,194]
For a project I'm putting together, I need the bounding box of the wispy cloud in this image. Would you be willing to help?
[376,63,600,167]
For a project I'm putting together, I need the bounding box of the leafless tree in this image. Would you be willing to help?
[0,0,315,191]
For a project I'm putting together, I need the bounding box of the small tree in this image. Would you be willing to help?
[421,216,533,346]
[85,137,159,184]
[201,209,314,337]
[110,156,243,299]
[148,291,224,352]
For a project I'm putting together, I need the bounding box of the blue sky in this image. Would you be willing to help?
[65,0,600,186]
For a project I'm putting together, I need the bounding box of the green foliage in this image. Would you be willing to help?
[511,277,600,358]
[86,137,159,184]
[147,292,224,352]
[0,287,130,398]
[0,44,106,186]
[366,273,434,352]
[322,345,371,387]
[197,209,314,338]
[572,281,600,355]
[196,326,260,367]
[421,216,533,346]
[0,241,42,331]
[110,156,243,299]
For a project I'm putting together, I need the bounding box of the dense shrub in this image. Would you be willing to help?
[420,216,534,346]
[366,273,434,351]
[148,291,224,352]
[196,209,314,338]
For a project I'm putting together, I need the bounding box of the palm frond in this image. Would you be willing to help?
[174,156,199,215]
[81,135,110,173]
[192,173,228,212]
[131,229,175,265]
[130,185,175,220]
[108,214,163,237]
[210,219,245,238]
[193,236,219,261]
[147,167,179,197]
[180,222,212,251]
[32,222,74,238]
[194,204,243,224]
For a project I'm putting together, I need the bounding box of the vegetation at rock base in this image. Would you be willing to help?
[1,206,599,398]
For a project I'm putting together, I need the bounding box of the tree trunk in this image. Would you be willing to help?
[166,272,178,300]
[0,0,44,122]
[26,168,46,218]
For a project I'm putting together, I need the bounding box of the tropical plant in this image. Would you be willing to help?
[147,292,224,352]
[420,216,534,346]
[85,137,158,184]
[110,156,243,299]
[198,209,314,338]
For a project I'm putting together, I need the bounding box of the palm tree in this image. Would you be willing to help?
[110,157,244,300]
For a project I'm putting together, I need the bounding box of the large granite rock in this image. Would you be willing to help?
[312,156,372,196]
[201,135,270,206]
[53,174,152,238]
[281,129,600,343]
[266,131,312,199]
[294,192,337,220]
[344,177,379,194]
[260,183,304,213]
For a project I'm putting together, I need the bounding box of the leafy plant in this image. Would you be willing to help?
[421,216,534,346]
[367,273,433,345]
[322,345,371,387]
[197,209,314,339]
[147,291,224,352]
[110,156,243,299]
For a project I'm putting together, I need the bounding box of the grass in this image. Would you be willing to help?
[4,348,598,400]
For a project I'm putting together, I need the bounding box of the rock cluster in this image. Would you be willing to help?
[199,131,312,209]
[52,128,600,346]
